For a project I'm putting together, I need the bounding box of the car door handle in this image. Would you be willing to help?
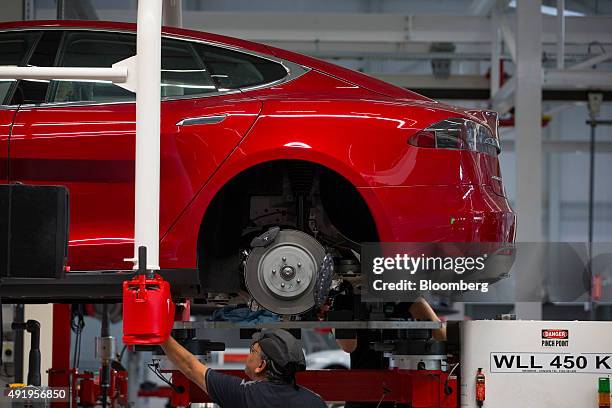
[176,114,227,126]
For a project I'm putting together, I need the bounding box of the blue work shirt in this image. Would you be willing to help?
[205,369,327,408]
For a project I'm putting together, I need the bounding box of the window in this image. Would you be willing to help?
[0,32,39,105]
[50,32,136,103]
[10,30,62,105]
[48,31,216,103]
[195,43,287,90]
[161,38,216,97]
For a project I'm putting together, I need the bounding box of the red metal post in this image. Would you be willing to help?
[51,304,71,370]
[49,304,71,408]
[138,386,174,399]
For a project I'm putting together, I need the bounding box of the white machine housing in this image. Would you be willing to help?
[461,320,612,408]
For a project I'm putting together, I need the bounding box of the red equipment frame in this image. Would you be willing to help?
[166,369,457,408]
[49,307,457,407]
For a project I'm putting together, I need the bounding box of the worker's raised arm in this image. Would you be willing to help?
[161,336,209,392]
[409,297,447,341]
[335,334,358,353]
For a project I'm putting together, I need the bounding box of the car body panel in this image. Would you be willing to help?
[359,185,515,243]
[158,96,515,269]
[0,20,516,273]
[9,95,261,270]
[0,109,15,182]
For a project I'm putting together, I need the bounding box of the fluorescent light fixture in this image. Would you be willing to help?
[508,0,585,16]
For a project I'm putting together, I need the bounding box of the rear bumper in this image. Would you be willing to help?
[359,184,515,243]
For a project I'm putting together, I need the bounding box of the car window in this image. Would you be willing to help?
[0,32,40,105]
[161,38,216,97]
[49,32,136,103]
[195,43,287,90]
[10,30,62,105]
[48,31,216,103]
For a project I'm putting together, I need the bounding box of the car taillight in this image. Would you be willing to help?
[409,118,500,156]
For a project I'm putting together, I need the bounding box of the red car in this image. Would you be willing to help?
[0,21,515,313]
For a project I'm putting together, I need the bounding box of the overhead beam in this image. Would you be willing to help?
[161,12,612,45]
[372,74,488,89]
[182,13,493,43]
[501,139,612,153]
[469,0,497,16]
[24,8,612,46]
[569,53,612,70]
[500,15,516,62]
[369,74,612,100]
[544,69,612,90]
[415,88,612,101]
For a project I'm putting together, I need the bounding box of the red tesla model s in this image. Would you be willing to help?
[0,21,515,313]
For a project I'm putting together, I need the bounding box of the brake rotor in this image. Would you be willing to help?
[245,229,325,315]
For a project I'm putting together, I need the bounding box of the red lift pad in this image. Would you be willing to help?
[122,274,175,344]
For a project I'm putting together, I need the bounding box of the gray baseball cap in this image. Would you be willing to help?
[251,329,306,375]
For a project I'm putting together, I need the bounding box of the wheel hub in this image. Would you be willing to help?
[245,229,325,315]
[280,265,296,281]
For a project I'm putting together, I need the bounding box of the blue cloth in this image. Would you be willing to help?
[210,305,279,324]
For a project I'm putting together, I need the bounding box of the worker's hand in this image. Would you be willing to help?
[336,338,358,353]
[332,328,358,353]
[161,336,208,392]
[409,297,447,341]
[161,337,173,348]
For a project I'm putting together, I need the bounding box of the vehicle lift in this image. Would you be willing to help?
[0,1,455,407]
[0,219,458,407]
[0,201,459,407]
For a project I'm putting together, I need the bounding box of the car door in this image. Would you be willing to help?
[0,31,42,183]
[0,108,14,183]
[9,29,263,271]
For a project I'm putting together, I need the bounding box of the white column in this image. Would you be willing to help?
[132,0,163,271]
[163,0,183,27]
[23,0,35,20]
[547,120,561,241]
[490,6,501,98]
[127,350,141,407]
[556,0,565,69]
[516,0,544,243]
[515,0,543,320]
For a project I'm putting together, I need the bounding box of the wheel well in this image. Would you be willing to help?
[196,160,378,293]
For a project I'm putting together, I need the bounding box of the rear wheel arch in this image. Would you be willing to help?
[195,159,379,293]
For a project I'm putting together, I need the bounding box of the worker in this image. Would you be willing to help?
[335,296,446,407]
[337,297,446,354]
[161,328,327,408]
